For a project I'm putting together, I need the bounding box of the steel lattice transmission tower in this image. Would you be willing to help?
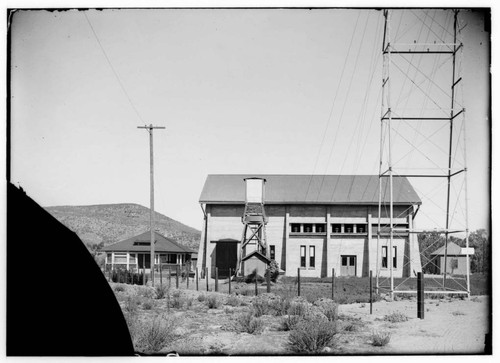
[377,9,471,297]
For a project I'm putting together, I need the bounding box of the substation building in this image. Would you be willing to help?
[197,174,423,279]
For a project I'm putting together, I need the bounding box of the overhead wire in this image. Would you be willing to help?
[83,12,146,124]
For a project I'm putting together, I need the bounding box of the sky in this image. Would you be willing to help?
[9,7,490,233]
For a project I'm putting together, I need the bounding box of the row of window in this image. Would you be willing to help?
[291,223,367,234]
[107,253,181,264]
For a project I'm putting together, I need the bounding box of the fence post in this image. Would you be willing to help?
[206,267,209,291]
[228,268,232,294]
[196,267,199,291]
[176,265,180,289]
[160,263,163,288]
[266,268,271,293]
[332,268,335,300]
[417,272,424,319]
[186,265,189,289]
[215,267,219,292]
[168,267,171,288]
[297,268,301,297]
[255,275,258,296]
[370,270,373,314]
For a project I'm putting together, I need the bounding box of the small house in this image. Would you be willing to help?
[430,241,473,276]
[102,231,195,272]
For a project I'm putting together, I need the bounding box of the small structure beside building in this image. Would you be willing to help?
[102,231,195,273]
[429,242,474,276]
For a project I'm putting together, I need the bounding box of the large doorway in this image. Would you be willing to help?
[340,255,357,276]
[215,242,237,278]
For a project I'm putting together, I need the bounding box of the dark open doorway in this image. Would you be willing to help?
[215,242,237,278]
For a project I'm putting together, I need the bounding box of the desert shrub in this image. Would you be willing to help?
[288,316,338,353]
[155,285,168,299]
[244,271,265,283]
[125,296,140,314]
[137,286,156,299]
[252,295,275,317]
[313,299,339,322]
[170,295,183,309]
[135,314,177,353]
[206,294,221,309]
[114,284,126,292]
[371,331,391,346]
[265,260,280,282]
[225,294,241,307]
[142,299,154,310]
[197,293,206,302]
[341,321,363,332]
[236,312,264,334]
[471,296,481,303]
[287,298,310,317]
[224,306,234,314]
[280,314,301,331]
[268,296,291,316]
[452,310,466,316]
[383,312,409,323]
[186,298,194,309]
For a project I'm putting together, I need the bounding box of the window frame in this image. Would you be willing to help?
[309,246,315,268]
[300,245,306,268]
[270,245,275,261]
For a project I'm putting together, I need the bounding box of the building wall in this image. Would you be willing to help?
[438,255,468,275]
[197,203,421,278]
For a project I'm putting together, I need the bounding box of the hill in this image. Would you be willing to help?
[45,203,201,251]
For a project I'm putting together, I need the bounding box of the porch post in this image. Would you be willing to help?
[126,252,130,270]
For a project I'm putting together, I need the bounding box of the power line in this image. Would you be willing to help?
[83,12,145,123]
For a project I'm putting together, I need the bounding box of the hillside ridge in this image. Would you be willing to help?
[45,203,201,251]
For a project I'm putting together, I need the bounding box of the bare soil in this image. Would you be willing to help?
[113,283,490,355]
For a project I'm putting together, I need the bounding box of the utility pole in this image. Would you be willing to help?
[137,124,165,286]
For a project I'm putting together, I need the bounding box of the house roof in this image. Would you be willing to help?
[430,242,464,256]
[199,174,421,205]
[102,231,194,253]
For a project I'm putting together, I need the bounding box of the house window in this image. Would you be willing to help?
[451,258,458,269]
[309,246,315,268]
[129,254,137,263]
[300,246,306,268]
[356,224,366,233]
[303,224,313,233]
[114,253,127,264]
[291,224,301,233]
[344,224,354,233]
[315,224,326,233]
[270,245,276,260]
[332,224,342,233]
[393,246,397,268]
[107,253,112,263]
[382,246,387,268]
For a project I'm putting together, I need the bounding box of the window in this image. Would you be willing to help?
[332,224,342,233]
[270,245,276,261]
[451,258,458,269]
[107,253,112,263]
[291,224,301,233]
[309,246,315,268]
[344,224,354,233]
[315,224,326,233]
[129,254,137,263]
[382,246,397,268]
[114,253,127,264]
[356,224,366,233]
[303,224,313,233]
[382,246,388,268]
[300,246,306,268]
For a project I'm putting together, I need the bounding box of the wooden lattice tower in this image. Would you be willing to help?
[234,178,270,277]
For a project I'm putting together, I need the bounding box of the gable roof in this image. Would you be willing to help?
[241,250,272,263]
[102,231,194,253]
[199,174,421,205]
[430,242,465,256]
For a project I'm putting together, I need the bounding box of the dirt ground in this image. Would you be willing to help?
[114,280,490,356]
